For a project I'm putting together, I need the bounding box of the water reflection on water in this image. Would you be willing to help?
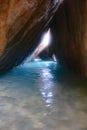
[0,61,87,130]
[40,69,54,107]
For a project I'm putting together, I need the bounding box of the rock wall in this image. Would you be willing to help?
[0,0,61,72]
[51,0,87,77]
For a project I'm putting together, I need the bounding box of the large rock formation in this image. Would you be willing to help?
[51,0,87,77]
[0,0,62,72]
[0,0,87,78]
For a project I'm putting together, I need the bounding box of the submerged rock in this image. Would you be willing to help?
[0,0,61,72]
[51,0,87,77]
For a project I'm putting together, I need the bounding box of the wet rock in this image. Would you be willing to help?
[0,0,61,72]
[51,0,87,77]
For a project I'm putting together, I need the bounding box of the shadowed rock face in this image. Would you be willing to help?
[51,0,87,77]
[0,0,62,72]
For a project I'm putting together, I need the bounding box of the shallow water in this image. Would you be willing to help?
[0,61,87,130]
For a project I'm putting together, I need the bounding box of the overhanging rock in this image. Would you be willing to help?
[0,0,62,72]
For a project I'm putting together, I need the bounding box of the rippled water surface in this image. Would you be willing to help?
[0,61,87,130]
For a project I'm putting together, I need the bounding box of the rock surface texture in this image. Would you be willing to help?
[0,0,61,72]
[51,0,87,77]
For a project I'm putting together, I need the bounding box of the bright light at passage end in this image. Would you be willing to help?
[41,29,51,48]
[24,29,52,62]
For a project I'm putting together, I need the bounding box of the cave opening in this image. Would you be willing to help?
[24,29,57,64]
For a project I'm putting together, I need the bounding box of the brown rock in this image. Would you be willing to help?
[0,0,61,72]
[51,0,87,77]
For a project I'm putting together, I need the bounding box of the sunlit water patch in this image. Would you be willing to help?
[0,61,87,130]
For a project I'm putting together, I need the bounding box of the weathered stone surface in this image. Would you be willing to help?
[51,0,87,77]
[0,0,62,72]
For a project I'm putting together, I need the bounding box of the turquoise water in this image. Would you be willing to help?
[0,61,87,130]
